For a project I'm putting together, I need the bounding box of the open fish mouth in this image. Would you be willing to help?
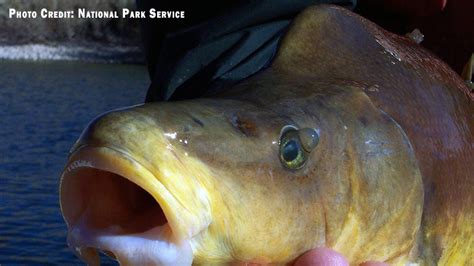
[59,146,194,265]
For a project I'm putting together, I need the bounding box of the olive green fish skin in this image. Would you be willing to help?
[61,5,473,265]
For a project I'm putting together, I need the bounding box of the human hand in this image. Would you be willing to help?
[294,247,388,266]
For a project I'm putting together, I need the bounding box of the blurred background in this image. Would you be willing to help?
[0,0,143,62]
[0,0,471,265]
[0,0,148,264]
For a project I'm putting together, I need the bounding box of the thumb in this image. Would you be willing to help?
[294,247,349,266]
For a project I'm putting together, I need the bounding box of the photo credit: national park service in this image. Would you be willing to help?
[0,0,472,265]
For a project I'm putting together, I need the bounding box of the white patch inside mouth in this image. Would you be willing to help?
[61,168,193,266]
[68,221,192,266]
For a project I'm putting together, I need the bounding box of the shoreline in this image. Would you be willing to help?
[0,43,145,64]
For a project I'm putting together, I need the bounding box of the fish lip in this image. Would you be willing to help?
[59,144,197,241]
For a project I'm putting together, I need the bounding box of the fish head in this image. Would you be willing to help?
[60,79,422,265]
[60,5,426,265]
[60,98,308,264]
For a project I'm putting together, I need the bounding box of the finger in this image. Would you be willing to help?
[294,247,349,266]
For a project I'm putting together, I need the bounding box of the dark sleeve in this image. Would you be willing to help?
[136,0,357,102]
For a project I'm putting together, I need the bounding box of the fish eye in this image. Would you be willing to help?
[279,128,307,169]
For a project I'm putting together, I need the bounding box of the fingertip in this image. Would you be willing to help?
[294,247,349,266]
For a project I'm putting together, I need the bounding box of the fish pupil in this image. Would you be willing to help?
[282,140,299,161]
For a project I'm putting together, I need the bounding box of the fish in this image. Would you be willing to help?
[59,5,474,265]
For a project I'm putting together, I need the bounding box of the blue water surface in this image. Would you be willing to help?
[0,61,148,264]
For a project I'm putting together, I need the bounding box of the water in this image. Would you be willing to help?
[0,61,149,264]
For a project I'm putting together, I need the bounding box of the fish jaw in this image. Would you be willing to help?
[59,145,211,265]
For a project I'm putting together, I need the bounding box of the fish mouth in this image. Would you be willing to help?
[59,146,194,265]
